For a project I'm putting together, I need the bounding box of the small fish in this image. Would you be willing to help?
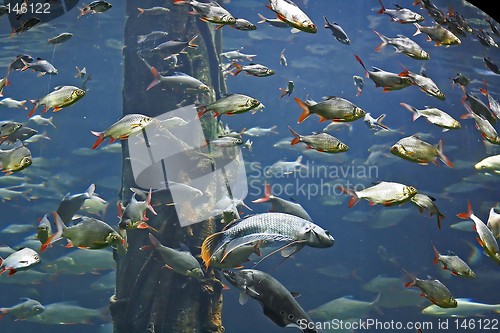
[354,55,412,92]
[151,35,198,60]
[173,0,235,28]
[338,181,418,207]
[220,49,256,61]
[0,70,10,97]
[390,135,453,167]
[265,0,317,33]
[28,85,85,118]
[3,127,38,144]
[91,114,156,149]
[208,136,243,148]
[413,23,461,47]
[0,140,32,175]
[231,18,256,31]
[485,17,500,36]
[280,48,287,66]
[9,17,40,38]
[373,31,429,60]
[231,63,275,77]
[279,80,294,97]
[364,113,389,131]
[461,110,500,145]
[74,66,87,78]
[479,80,500,120]
[136,6,170,17]
[475,154,500,174]
[118,190,157,230]
[461,87,496,125]
[252,183,312,221]
[29,115,56,128]
[148,234,203,278]
[78,1,112,18]
[457,201,500,265]
[243,125,278,137]
[0,298,44,320]
[475,29,498,48]
[353,75,364,96]
[294,96,366,123]
[36,214,52,245]
[137,31,169,44]
[483,57,500,75]
[56,184,104,223]
[308,294,381,321]
[223,269,317,332]
[401,103,460,131]
[403,269,457,308]
[196,93,261,118]
[399,68,445,100]
[47,32,73,45]
[265,156,306,176]
[432,244,475,277]
[0,98,27,110]
[422,298,500,317]
[410,193,444,229]
[257,13,290,28]
[0,248,40,276]
[41,213,124,252]
[323,16,349,44]
[146,67,209,92]
[377,0,424,23]
[414,1,447,24]
[450,73,469,89]
[288,126,348,153]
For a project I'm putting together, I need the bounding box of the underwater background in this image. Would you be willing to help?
[0,0,499,332]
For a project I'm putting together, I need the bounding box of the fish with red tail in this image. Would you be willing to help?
[294,96,365,124]
[403,269,457,308]
[28,86,85,118]
[338,181,417,208]
[399,67,445,100]
[377,0,424,23]
[413,23,461,47]
[265,0,316,33]
[118,189,157,231]
[288,126,348,153]
[410,193,444,229]
[432,244,475,277]
[91,114,156,149]
[354,55,412,92]
[390,135,453,167]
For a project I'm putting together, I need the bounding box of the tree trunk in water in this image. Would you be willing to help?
[110,1,226,332]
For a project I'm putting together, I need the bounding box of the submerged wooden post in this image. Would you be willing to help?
[110,1,225,332]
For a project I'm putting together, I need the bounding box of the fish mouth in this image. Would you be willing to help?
[222,270,236,284]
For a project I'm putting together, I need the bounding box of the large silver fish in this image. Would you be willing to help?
[29,85,85,117]
[266,0,317,33]
[390,135,453,167]
[339,181,417,207]
[0,139,32,175]
[373,31,429,60]
[0,247,41,276]
[400,103,460,131]
[0,298,45,320]
[432,244,475,277]
[91,114,156,149]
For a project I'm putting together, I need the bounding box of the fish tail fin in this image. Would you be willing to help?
[371,293,384,315]
[196,105,208,119]
[373,30,388,52]
[323,16,331,27]
[436,139,453,167]
[257,13,266,24]
[375,114,389,130]
[147,189,157,215]
[41,212,65,252]
[354,54,368,74]
[436,213,444,230]
[432,244,440,264]
[85,183,96,198]
[377,0,386,14]
[457,200,473,219]
[48,116,56,128]
[400,103,420,121]
[413,23,421,36]
[402,269,416,288]
[91,131,105,149]
[137,7,145,17]
[201,232,225,268]
[337,186,359,208]
[252,183,272,203]
[279,87,287,98]
[146,66,161,91]
[294,97,311,123]
[479,79,488,97]
[172,0,189,4]
[148,233,160,248]
[288,126,301,145]
[232,62,242,76]
[20,58,30,71]
[295,155,303,165]
[188,35,198,48]
[28,100,39,118]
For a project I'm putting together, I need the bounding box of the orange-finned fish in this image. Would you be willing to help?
[432,244,475,277]
[118,190,157,231]
[231,63,275,77]
[399,68,445,100]
[338,181,417,207]
[390,135,453,167]
[400,103,460,131]
[196,94,261,118]
[29,86,85,118]
[91,114,156,149]
[413,23,461,47]
[403,269,457,308]
[288,126,348,153]
[354,55,412,92]
[172,0,235,29]
[0,248,40,276]
[410,193,445,229]
[294,96,366,123]
[265,0,316,33]
[377,0,424,23]
[78,1,112,18]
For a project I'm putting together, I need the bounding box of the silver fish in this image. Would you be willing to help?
[323,16,349,44]
[48,32,73,44]
[0,298,45,320]
[377,0,424,23]
[432,244,475,277]
[339,181,417,207]
[0,248,40,276]
[403,270,457,308]
[373,31,429,60]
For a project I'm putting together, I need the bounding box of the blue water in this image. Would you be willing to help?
[0,0,499,332]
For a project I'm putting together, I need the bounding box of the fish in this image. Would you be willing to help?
[201,212,334,268]
[422,298,500,317]
[78,1,112,18]
[475,30,499,48]
[148,234,203,278]
[295,96,366,123]
[288,126,348,153]
[0,121,23,143]
[208,136,243,148]
[364,113,389,131]
[56,184,104,223]
[410,193,445,229]
[0,71,10,97]
[432,244,475,277]
[373,31,429,60]
[223,269,317,332]
[308,294,381,320]
[196,93,261,118]
[377,0,424,23]
[231,18,257,31]
[136,6,170,17]
[479,80,500,120]
[0,140,32,175]
[353,75,364,96]
[41,212,124,252]
[483,57,500,75]
[413,0,447,25]
[220,49,256,61]
[265,155,306,176]
[280,48,287,66]
[118,190,157,230]
[457,201,500,265]
[252,183,312,221]
[413,23,461,47]
[29,115,56,128]
[339,181,417,208]
[28,85,86,118]
[390,135,453,167]
[362,275,401,292]
[0,298,45,320]
[403,270,457,308]
[451,73,469,89]
[231,63,275,77]
[487,207,500,239]
[354,55,412,92]
[3,126,38,144]
[398,68,445,100]
[0,98,27,109]
[486,18,500,36]
[20,57,58,76]
[151,35,198,59]
[48,32,73,45]
[461,110,500,145]
[90,271,116,291]
[36,214,52,245]
[265,0,317,33]
[257,13,290,28]
[475,154,500,173]
[10,17,40,38]
[91,114,156,149]
[146,68,209,92]
[0,248,41,276]
[400,103,460,131]
[461,88,496,125]
[137,31,169,44]
[243,125,278,137]
[210,241,261,269]
[42,249,114,275]
[279,80,294,98]
[173,0,236,28]
[323,16,350,44]
[25,302,109,325]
